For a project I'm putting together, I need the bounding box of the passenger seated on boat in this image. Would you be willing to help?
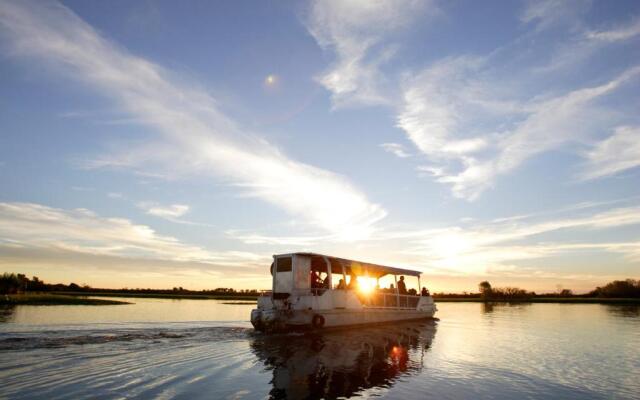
[398,276,407,295]
[310,270,323,289]
[421,287,430,296]
[336,279,346,290]
[408,288,417,296]
[322,274,331,289]
[388,283,395,292]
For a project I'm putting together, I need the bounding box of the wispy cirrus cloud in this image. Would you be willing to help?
[393,203,640,276]
[580,126,640,180]
[520,0,591,31]
[0,0,385,240]
[139,203,190,219]
[305,0,432,108]
[398,60,639,199]
[586,17,640,42]
[380,143,411,158]
[304,0,640,200]
[0,202,266,270]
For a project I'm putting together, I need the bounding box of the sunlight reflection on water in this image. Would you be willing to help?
[0,300,638,399]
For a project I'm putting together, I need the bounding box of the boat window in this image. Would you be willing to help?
[276,257,292,272]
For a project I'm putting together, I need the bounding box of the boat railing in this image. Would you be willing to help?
[299,288,422,309]
[363,292,420,309]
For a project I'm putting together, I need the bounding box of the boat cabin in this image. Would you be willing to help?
[270,252,426,309]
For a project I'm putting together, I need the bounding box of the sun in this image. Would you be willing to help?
[357,277,377,295]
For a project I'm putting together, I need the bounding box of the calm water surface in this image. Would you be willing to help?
[0,299,638,399]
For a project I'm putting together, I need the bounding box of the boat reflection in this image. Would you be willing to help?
[250,321,437,399]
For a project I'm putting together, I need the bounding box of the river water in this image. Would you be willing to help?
[0,298,638,399]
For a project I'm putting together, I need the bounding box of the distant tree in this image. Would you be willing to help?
[559,289,573,297]
[479,281,493,300]
[590,279,640,298]
[0,273,21,294]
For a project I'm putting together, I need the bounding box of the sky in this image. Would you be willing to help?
[0,0,639,293]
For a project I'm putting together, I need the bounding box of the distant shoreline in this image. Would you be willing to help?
[53,291,260,301]
[1,294,131,306]
[433,297,640,304]
[48,291,640,305]
[3,292,639,306]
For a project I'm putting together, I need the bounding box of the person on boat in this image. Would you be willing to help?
[337,278,346,290]
[397,276,407,295]
[387,283,395,293]
[421,287,430,296]
[310,270,322,288]
[322,273,331,289]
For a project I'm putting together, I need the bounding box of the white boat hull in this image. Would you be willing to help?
[251,294,437,333]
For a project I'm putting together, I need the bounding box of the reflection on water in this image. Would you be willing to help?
[605,304,640,318]
[251,322,436,399]
[0,305,15,323]
[1,300,639,399]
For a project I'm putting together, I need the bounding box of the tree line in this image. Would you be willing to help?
[2,272,639,299]
[432,279,640,301]
[0,273,260,296]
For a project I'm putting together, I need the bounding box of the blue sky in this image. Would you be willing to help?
[0,0,639,292]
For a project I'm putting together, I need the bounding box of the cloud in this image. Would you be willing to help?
[305,0,638,200]
[305,0,430,108]
[0,202,267,271]
[520,0,591,31]
[586,17,640,42]
[396,56,500,163]
[225,230,329,247]
[397,58,639,200]
[380,142,411,158]
[393,204,640,275]
[139,203,190,218]
[0,0,385,240]
[580,126,640,180]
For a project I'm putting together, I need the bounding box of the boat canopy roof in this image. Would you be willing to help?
[276,252,421,278]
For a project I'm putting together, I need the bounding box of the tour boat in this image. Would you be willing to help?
[251,252,437,332]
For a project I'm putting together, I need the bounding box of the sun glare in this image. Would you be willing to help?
[357,277,377,294]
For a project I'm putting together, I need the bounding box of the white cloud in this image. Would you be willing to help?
[393,204,640,275]
[225,230,329,247]
[380,142,411,158]
[580,126,640,180]
[140,203,190,218]
[305,0,431,108]
[396,57,498,163]
[587,17,640,42]
[0,0,385,240]
[398,61,640,200]
[520,0,591,31]
[0,202,266,270]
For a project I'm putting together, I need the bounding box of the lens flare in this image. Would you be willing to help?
[265,74,277,86]
[357,277,376,294]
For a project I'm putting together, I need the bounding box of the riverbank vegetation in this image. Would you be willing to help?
[0,273,260,300]
[2,272,639,304]
[431,279,640,304]
[1,294,130,306]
